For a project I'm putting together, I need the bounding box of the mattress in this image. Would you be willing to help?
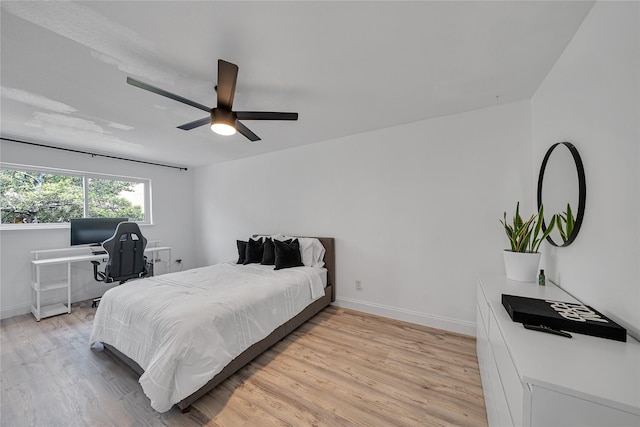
[89,262,327,412]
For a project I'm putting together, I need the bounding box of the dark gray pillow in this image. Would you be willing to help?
[274,239,304,270]
[260,238,275,265]
[244,237,264,264]
[236,240,247,264]
[262,238,293,265]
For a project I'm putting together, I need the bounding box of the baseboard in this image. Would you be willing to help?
[4,294,477,337]
[333,297,477,337]
[1,302,32,320]
[1,288,111,320]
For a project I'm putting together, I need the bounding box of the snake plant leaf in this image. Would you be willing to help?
[533,214,557,252]
[532,205,544,248]
[502,212,521,249]
[516,216,535,251]
[521,215,536,248]
[542,214,557,239]
[501,212,510,233]
[501,217,518,251]
[558,212,567,239]
[558,223,568,242]
[566,203,574,236]
[519,229,532,252]
[532,238,540,252]
[514,201,523,230]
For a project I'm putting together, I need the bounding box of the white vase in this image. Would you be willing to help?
[502,250,541,282]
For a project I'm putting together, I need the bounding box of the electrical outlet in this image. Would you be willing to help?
[355,280,362,290]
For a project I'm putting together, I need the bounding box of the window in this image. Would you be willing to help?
[1,163,150,226]
[86,177,145,221]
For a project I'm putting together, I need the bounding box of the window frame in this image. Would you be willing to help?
[0,162,152,230]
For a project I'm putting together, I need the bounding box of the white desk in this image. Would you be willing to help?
[30,244,171,321]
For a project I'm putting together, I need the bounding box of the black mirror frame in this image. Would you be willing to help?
[537,142,586,247]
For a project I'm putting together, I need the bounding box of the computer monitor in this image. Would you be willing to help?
[70,217,128,246]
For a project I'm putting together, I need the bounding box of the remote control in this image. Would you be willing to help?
[523,324,572,338]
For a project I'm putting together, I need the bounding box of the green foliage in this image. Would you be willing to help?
[556,203,575,243]
[88,178,144,221]
[1,168,144,224]
[500,201,557,253]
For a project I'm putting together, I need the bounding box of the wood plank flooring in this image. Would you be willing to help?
[1,301,487,426]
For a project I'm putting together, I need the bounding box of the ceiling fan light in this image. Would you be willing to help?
[211,108,237,136]
[211,122,236,136]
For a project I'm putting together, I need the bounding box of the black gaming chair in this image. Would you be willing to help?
[91,221,148,306]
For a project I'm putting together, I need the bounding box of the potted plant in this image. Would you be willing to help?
[500,202,556,281]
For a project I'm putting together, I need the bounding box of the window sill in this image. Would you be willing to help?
[1,222,151,231]
[1,223,69,231]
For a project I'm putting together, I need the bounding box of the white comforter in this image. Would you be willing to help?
[89,263,326,412]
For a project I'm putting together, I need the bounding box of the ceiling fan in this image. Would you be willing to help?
[126,59,298,142]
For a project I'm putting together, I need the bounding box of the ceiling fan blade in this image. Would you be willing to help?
[235,121,261,142]
[235,111,298,121]
[217,60,238,111]
[177,117,210,130]
[127,77,211,113]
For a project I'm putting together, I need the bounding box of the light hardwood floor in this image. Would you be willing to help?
[1,302,487,427]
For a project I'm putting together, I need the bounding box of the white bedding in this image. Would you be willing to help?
[89,262,326,412]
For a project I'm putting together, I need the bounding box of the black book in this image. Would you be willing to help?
[501,294,627,342]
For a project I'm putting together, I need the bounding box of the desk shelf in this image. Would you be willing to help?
[31,303,69,320]
[31,280,69,292]
[31,260,71,321]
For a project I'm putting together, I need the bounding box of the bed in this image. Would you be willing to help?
[89,236,335,413]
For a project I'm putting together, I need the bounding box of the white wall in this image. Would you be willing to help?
[532,2,640,337]
[0,140,196,319]
[193,100,533,335]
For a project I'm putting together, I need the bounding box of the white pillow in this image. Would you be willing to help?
[312,239,326,267]
[296,237,326,268]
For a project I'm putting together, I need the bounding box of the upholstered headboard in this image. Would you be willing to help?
[315,237,335,302]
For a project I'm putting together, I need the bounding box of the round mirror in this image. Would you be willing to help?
[537,142,586,247]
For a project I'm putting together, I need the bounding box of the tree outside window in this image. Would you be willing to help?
[88,178,144,221]
[1,166,147,224]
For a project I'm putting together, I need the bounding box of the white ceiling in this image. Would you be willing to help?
[1,1,594,168]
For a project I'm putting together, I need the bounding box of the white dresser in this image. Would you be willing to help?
[476,273,640,427]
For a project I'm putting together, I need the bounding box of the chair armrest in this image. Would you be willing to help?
[92,260,106,282]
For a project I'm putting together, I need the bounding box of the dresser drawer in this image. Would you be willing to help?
[531,385,640,427]
[477,306,512,427]
[489,313,524,426]
[477,280,490,332]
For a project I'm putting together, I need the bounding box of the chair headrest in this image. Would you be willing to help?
[103,221,147,247]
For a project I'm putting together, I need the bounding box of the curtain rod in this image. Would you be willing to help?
[1,137,188,171]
